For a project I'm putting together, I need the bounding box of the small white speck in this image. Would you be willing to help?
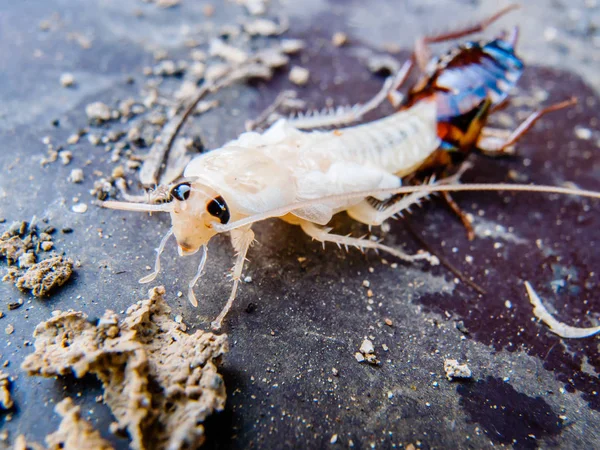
[330,434,338,444]
[505,300,512,309]
[71,203,88,214]
[544,27,558,42]
[575,126,593,140]
[360,339,375,355]
[60,72,76,87]
[289,66,310,85]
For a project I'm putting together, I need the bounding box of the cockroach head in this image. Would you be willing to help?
[167,179,231,256]
[100,178,231,256]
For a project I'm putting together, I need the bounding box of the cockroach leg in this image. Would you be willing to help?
[139,227,174,284]
[387,59,414,108]
[285,62,411,130]
[187,245,208,308]
[211,227,255,330]
[346,166,471,227]
[299,220,439,266]
[477,98,577,154]
[347,189,431,226]
[414,4,519,71]
[246,90,300,131]
[440,191,475,241]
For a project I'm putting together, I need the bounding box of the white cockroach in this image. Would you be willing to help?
[101,94,600,330]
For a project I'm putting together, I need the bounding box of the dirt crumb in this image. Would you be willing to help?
[155,0,181,8]
[289,66,309,86]
[7,256,73,297]
[243,18,282,36]
[22,286,229,450]
[237,0,269,16]
[444,359,472,381]
[331,32,348,47]
[12,398,113,450]
[357,339,379,365]
[60,73,76,88]
[0,370,13,410]
[14,435,45,450]
[46,398,114,449]
[85,102,113,124]
[68,169,84,184]
[1,221,74,298]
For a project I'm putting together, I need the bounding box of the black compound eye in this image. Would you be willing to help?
[206,196,230,224]
[171,183,191,202]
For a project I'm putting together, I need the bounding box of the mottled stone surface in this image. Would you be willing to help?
[0,0,598,449]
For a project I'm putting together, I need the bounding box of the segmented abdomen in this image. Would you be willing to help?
[405,38,524,123]
[330,100,440,176]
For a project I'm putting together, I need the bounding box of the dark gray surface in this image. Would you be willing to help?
[0,1,599,449]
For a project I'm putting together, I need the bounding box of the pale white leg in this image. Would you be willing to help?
[245,90,302,131]
[211,227,255,330]
[299,220,438,265]
[347,164,472,226]
[284,60,411,130]
[347,190,432,226]
[139,227,173,283]
[188,245,209,307]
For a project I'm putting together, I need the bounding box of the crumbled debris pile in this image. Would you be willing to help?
[21,286,229,450]
[14,398,114,450]
[0,221,73,297]
[0,370,13,410]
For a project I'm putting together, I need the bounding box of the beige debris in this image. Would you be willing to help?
[68,169,84,184]
[289,66,309,86]
[209,39,248,64]
[46,398,114,449]
[22,287,229,450]
[7,256,73,297]
[60,73,75,88]
[332,32,348,47]
[244,18,280,36]
[85,102,112,123]
[0,370,13,410]
[71,203,88,214]
[444,359,472,381]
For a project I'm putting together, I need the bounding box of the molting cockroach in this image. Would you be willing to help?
[100,6,600,331]
[102,99,444,329]
[100,97,600,330]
